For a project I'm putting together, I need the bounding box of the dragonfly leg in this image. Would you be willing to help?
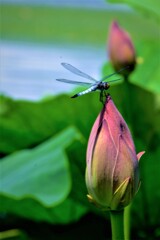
[100,91,109,104]
[100,90,105,104]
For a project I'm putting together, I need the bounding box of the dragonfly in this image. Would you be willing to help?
[56,63,127,102]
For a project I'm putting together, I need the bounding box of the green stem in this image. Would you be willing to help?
[124,205,131,240]
[110,209,125,240]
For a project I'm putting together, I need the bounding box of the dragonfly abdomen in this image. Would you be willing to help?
[71,85,97,98]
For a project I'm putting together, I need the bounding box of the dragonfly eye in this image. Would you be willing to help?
[105,83,110,90]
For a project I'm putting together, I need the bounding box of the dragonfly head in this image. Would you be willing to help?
[103,82,110,90]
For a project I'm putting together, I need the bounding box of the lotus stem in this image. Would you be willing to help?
[110,209,125,240]
[124,205,131,240]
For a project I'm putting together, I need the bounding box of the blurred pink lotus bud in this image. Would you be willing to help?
[108,21,136,77]
[86,95,144,210]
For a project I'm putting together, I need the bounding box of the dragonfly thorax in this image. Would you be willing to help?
[97,82,110,91]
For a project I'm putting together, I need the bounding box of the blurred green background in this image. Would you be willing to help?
[0,0,160,239]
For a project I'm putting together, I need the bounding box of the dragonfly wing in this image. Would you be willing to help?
[61,63,97,82]
[100,72,119,82]
[101,66,129,82]
[56,78,91,86]
[100,78,121,84]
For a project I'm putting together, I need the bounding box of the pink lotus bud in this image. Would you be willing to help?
[86,95,144,210]
[108,21,136,77]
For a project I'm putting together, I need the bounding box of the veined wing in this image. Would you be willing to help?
[61,63,97,82]
[56,78,92,86]
[100,66,129,82]
[100,72,120,82]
